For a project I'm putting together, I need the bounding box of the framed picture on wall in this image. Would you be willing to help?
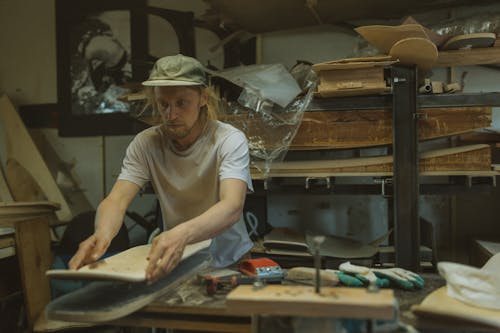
[55,0,195,136]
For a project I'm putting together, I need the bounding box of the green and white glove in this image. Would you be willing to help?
[333,262,425,290]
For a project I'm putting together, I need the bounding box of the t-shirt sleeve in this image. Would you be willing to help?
[219,130,254,192]
[117,133,151,188]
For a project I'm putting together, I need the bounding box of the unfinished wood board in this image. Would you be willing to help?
[436,47,500,67]
[389,37,438,70]
[226,285,395,319]
[0,95,72,221]
[253,144,491,175]
[412,287,500,331]
[312,58,396,71]
[15,215,53,328]
[46,252,211,323]
[46,239,212,282]
[355,24,429,54]
[0,201,60,224]
[5,158,47,201]
[219,107,491,150]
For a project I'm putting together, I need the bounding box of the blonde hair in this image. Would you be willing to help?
[143,85,219,125]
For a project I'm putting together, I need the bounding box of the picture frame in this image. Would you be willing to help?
[55,0,195,136]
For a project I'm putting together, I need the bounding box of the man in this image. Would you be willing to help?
[69,54,254,282]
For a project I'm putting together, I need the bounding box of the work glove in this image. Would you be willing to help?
[333,262,425,290]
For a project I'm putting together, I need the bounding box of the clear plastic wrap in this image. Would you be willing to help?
[431,13,500,36]
[213,63,317,179]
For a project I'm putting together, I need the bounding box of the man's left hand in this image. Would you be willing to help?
[146,227,188,282]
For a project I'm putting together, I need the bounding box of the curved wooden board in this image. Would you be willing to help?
[251,144,491,176]
[442,32,496,51]
[412,287,500,330]
[46,239,212,282]
[389,37,438,70]
[355,24,429,54]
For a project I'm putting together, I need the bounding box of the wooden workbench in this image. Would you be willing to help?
[108,274,455,333]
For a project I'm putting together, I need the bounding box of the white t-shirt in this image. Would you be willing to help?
[118,119,254,267]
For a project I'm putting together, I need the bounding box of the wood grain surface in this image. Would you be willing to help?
[227,285,395,319]
[412,287,500,330]
[46,239,212,282]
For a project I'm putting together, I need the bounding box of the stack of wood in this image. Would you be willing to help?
[218,104,497,178]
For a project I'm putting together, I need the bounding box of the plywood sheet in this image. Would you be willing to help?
[226,285,395,319]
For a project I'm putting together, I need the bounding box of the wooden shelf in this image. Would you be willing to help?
[436,47,500,67]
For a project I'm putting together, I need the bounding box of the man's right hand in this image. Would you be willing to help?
[68,233,112,270]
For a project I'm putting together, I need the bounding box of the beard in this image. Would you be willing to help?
[161,122,193,140]
[161,109,207,141]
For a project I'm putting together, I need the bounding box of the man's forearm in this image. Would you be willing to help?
[178,198,243,244]
[94,197,127,241]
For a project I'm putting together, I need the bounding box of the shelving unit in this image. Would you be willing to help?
[251,65,500,271]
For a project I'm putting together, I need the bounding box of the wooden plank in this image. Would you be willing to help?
[251,144,491,176]
[412,287,500,331]
[15,215,53,329]
[5,158,46,201]
[226,285,395,319]
[220,107,491,150]
[436,47,500,67]
[0,95,72,221]
[0,201,60,225]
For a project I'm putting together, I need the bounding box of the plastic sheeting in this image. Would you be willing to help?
[211,62,317,178]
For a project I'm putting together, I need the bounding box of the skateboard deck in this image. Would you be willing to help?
[442,32,496,51]
[45,250,212,323]
[46,239,212,282]
[389,37,438,70]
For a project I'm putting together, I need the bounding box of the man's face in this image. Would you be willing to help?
[154,86,207,140]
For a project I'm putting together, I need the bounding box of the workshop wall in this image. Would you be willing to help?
[1,0,499,258]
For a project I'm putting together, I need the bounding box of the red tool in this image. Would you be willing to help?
[239,258,284,279]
